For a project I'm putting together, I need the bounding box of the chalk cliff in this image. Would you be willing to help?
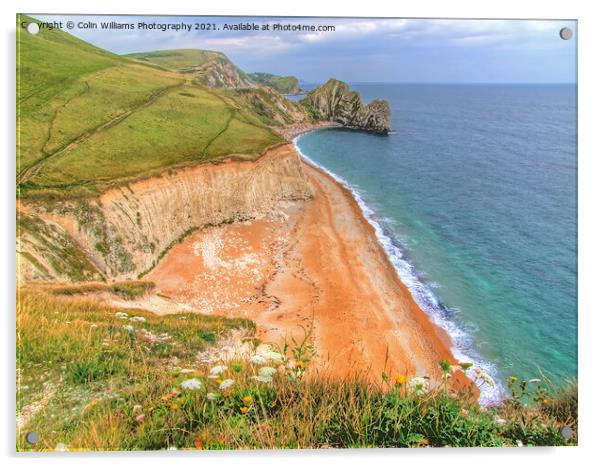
[17,144,312,282]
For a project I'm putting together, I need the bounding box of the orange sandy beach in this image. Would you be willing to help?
[146,145,465,386]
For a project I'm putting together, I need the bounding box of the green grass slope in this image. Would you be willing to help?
[17,21,284,199]
[126,49,257,89]
[126,49,219,71]
[248,72,301,94]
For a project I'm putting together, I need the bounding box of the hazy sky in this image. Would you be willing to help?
[32,15,577,84]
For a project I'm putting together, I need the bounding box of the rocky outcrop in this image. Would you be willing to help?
[301,79,391,134]
[17,144,312,282]
[191,52,257,89]
[234,87,308,125]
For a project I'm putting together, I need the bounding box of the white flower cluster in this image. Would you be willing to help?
[180,378,203,390]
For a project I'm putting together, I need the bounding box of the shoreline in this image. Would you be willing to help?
[298,161,472,390]
[293,133,497,401]
[272,121,343,140]
[143,139,473,391]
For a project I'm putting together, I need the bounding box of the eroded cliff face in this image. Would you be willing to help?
[17,144,312,282]
[301,79,391,134]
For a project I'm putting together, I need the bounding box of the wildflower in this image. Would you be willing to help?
[496,417,507,426]
[180,378,202,390]
[115,312,129,319]
[90,324,98,328]
[395,375,406,385]
[206,392,220,401]
[516,440,524,447]
[130,316,146,322]
[258,366,277,377]
[249,355,267,365]
[529,378,542,384]
[219,379,234,390]
[461,408,469,417]
[542,398,549,405]
[242,395,253,405]
[210,365,228,375]
[509,375,517,383]
[252,375,273,383]
[55,443,68,452]
[132,404,142,413]
[180,368,195,374]
[123,324,134,333]
[135,413,145,423]
[84,399,98,411]
[295,361,305,368]
[263,351,285,363]
[170,403,179,411]
[240,406,249,414]
[408,376,430,394]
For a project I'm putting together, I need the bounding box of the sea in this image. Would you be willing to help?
[293,83,577,404]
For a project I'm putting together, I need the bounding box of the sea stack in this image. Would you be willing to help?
[301,78,391,134]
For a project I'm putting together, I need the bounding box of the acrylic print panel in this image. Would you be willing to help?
[16,14,577,451]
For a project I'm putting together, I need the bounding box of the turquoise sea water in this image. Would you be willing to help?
[294,84,577,403]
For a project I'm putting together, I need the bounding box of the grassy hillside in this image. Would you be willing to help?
[126,49,220,72]
[126,49,257,89]
[17,20,284,199]
[248,72,301,94]
[17,287,577,450]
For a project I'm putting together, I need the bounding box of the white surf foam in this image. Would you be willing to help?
[294,135,505,405]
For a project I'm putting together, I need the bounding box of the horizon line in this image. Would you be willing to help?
[301,81,577,86]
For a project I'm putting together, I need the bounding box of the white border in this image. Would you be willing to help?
[2,1,600,464]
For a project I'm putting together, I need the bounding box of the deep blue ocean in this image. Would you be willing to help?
[294,84,577,403]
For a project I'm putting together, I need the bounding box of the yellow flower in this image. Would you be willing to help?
[242,395,253,405]
[170,403,179,411]
[395,375,406,385]
[295,361,304,368]
[216,378,223,385]
[542,399,549,405]
[240,406,249,414]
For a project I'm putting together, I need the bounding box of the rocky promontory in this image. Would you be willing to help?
[300,79,391,134]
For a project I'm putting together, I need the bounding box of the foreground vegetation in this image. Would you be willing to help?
[17,286,577,451]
